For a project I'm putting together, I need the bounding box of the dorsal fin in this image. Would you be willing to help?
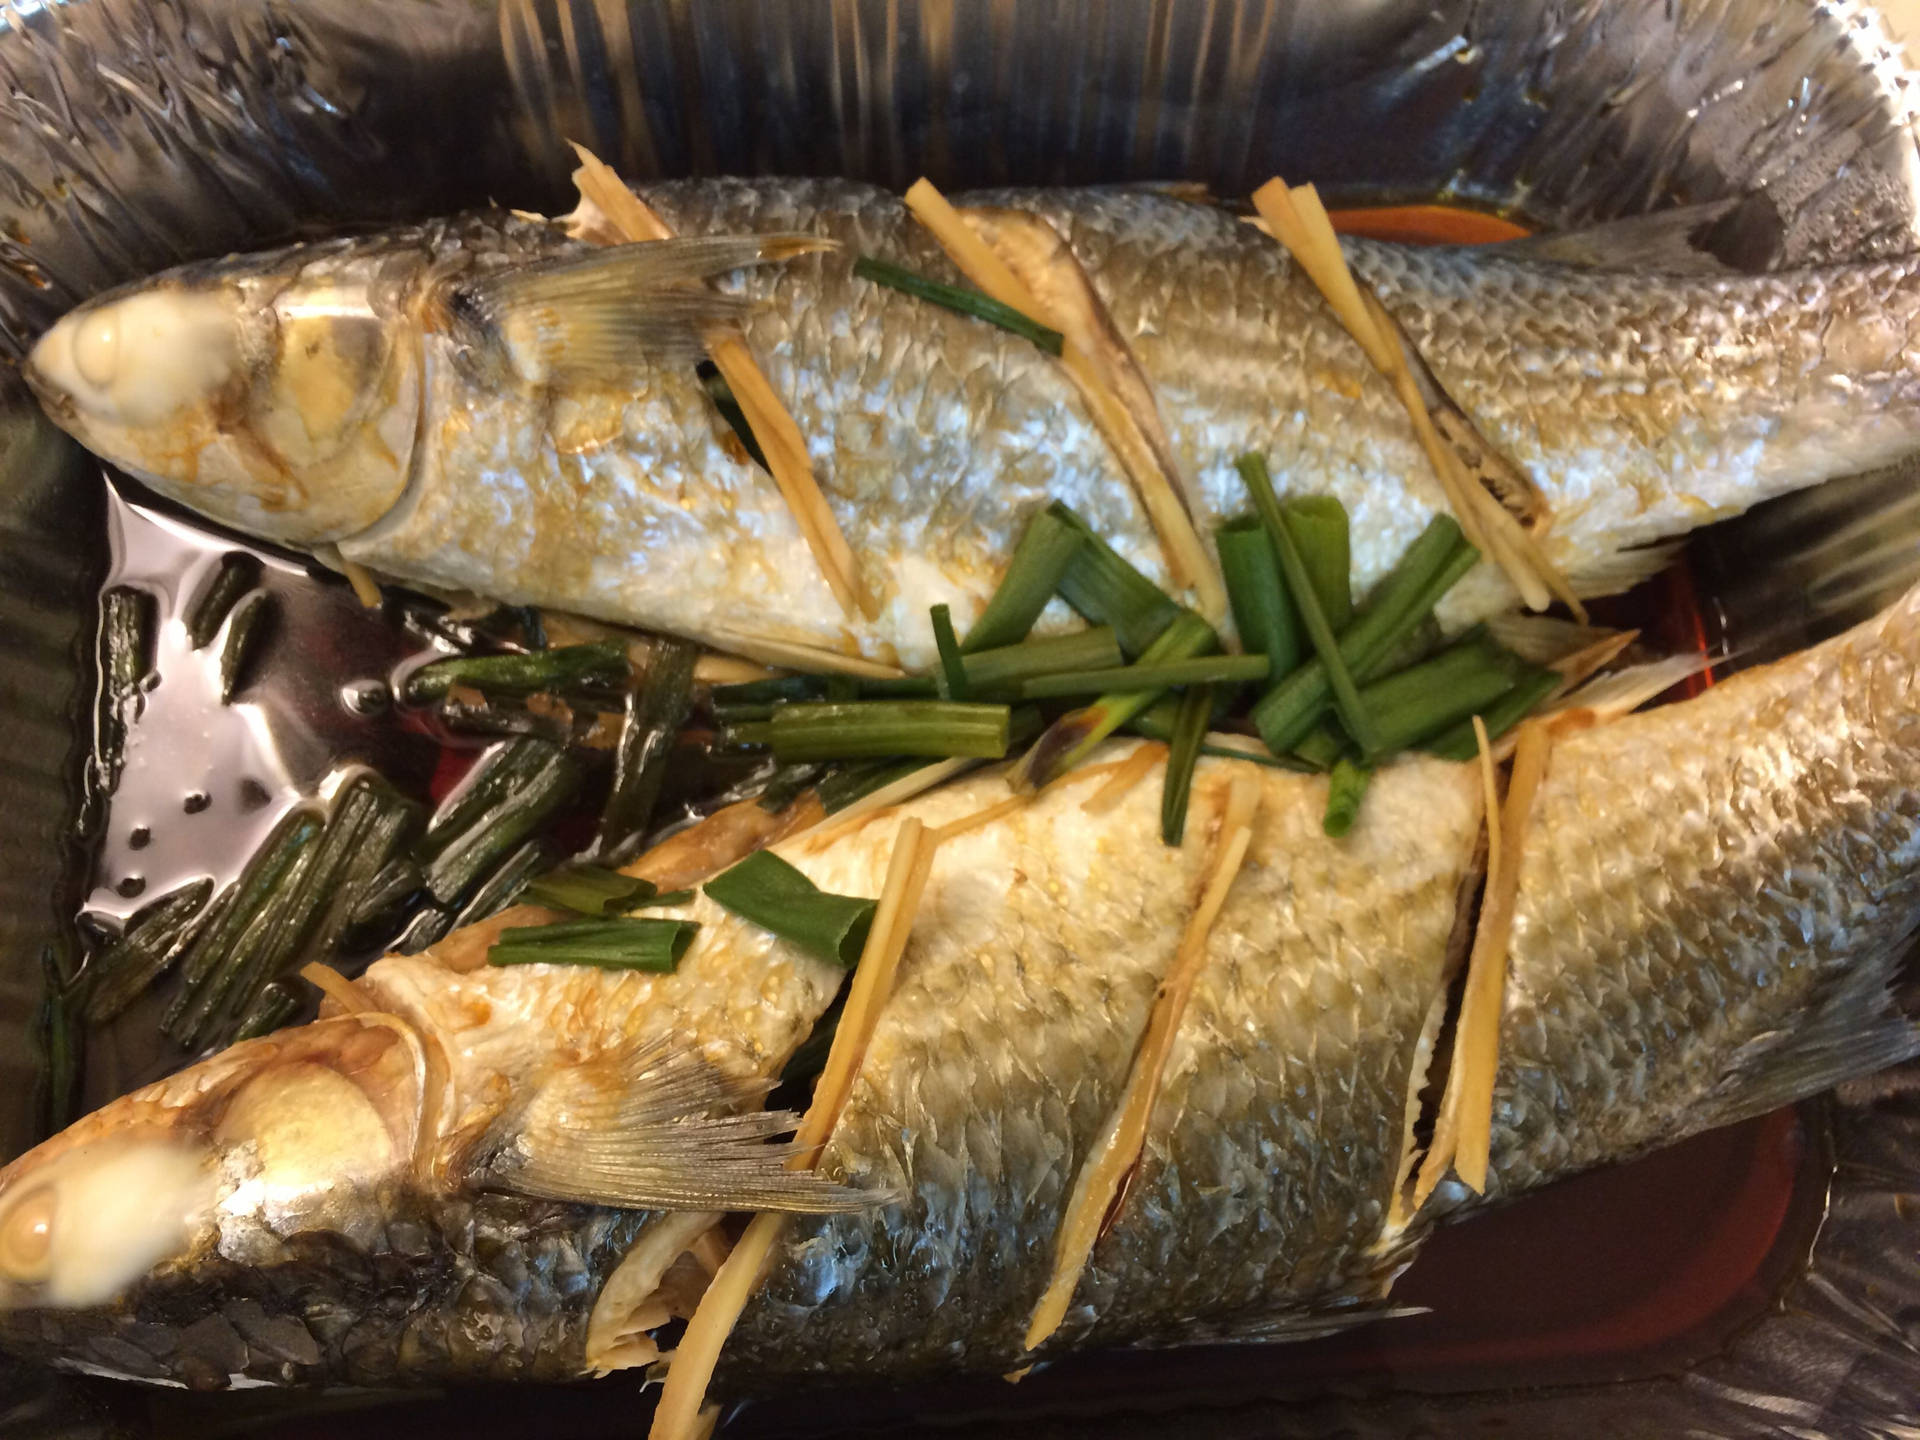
[465,1032,877,1214]
[452,234,833,386]
[1494,198,1774,275]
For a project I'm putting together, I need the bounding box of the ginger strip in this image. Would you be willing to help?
[703,627,906,680]
[649,819,936,1440]
[1251,178,1584,620]
[1414,718,1553,1203]
[1023,772,1262,1352]
[1079,740,1167,815]
[570,145,877,622]
[903,179,1227,625]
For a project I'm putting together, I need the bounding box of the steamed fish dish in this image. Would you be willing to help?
[24,178,1920,668]
[12,166,1920,1415]
[0,583,1916,1388]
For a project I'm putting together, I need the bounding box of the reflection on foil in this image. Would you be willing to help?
[83,479,439,925]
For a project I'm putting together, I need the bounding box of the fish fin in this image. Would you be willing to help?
[1565,540,1685,600]
[1691,932,1920,1132]
[1544,651,1713,721]
[467,1033,880,1214]
[1484,613,1630,666]
[452,235,832,385]
[1494,197,1780,274]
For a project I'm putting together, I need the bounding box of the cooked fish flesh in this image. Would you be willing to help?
[24,181,1920,668]
[0,578,1915,1389]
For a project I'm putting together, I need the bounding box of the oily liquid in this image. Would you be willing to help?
[75,479,446,1099]
[74,200,1811,1423]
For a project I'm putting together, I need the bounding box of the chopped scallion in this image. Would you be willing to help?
[524,865,666,917]
[1423,668,1562,762]
[1237,454,1377,754]
[1049,503,1183,658]
[738,701,1011,762]
[962,509,1085,653]
[487,917,698,972]
[1322,757,1373,838]
[1015,652,1267,700]
[403,639,630,705]
[705,850,878,967]
[1015,611,1216,790]
[930,604,969,700]
[1217,519,1299,676]
[1250,516,1477,754]
[1357,633,1542,759]
[1279,495,1353,631]
[1161,683,1213,845]
[961,627,1123,692]
[853,254,1065,355]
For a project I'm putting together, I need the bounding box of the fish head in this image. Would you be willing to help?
[0,1014,434,1381]
[24,239,427,545]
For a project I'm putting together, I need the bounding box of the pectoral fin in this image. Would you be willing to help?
[452,234,833,386]
[466,1033,877,1214]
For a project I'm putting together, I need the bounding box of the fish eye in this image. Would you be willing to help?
[72,310,119,388]
[0,1186,56,1284]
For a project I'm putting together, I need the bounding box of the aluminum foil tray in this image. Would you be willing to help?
[2,2,1920,1436]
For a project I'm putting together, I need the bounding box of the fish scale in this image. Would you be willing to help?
[1467,585,1920,1208]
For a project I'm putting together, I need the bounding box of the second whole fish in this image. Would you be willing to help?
[23,179,1920,668]
[0,577,1914,1385]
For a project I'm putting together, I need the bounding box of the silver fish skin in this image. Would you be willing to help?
[1,586,1918,1388]
[25,180,1920,668]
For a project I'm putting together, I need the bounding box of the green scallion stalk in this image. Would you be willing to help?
[1421,667,1562,762]
[960,627,1123,693]
[524,865,663,917]
[1323,757,1373,838]
[710,675,826,709]
[1291,723,1347,772]
[1049,503,1183,657]
[232,981,302,1041]
[1217,519,1299,677]
[741,701,1010,762]
[1015,611,1216,789]
[488,917,698,973]
[403,639,631,706]
[931,604,970,700]
[217,588,272,704]
[1161,683,1213,845]
[595,639,697,864]
[705,850,878,967]
[1124,698,1315,771]
[186,553,262,650]
[90,585,156,815]
[962,509,1085,653]
[1279,495,1353,631]
[1015,652,1268,700]
[447,840,549,932]
[1358,635,1543,759]
[1250,517,1477,754]
[811,708,1041,812]
[699,362,770,471]
[421,740,582,904]
[80,878,215,1025]
[161,808,323,1040]
[1237,454,1377,754]
[853,254,1065,356]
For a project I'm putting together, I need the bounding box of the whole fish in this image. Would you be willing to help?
[0,579,1915,1389]
[24,180,1920,669]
